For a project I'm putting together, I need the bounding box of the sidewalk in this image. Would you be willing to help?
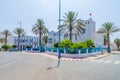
[22,51,110,61]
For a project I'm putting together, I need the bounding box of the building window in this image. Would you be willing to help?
[88,21,89,24]
[23,39,25,43]
[30,38,33,43]
[82,29,86,34]
[48,38,52,43]
[75,34,77,40]
[25,38,28,42]
[54,33,56,36]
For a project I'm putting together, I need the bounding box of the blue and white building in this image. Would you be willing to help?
[1,18,107,49]
[47,18,104,47]
[14,36,39,50]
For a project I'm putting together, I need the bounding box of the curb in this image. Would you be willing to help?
[22,52,110,62]
[94,54,110,59]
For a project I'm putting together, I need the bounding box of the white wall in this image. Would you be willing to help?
[59,18,96,43]
[7,36,14,45]
[47,18,104,48]
[47,31,58,47]
[95,33,104,47]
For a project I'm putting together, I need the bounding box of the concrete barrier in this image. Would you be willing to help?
[46,51,101,58]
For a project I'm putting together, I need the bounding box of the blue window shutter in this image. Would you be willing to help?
[82,29,85,34]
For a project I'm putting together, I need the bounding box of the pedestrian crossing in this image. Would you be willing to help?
[89,59,120,65]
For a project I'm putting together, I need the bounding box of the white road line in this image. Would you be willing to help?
[96,60,104,63]
[104,60,112,63]
[0,61,15,69]
[114,61,120,64]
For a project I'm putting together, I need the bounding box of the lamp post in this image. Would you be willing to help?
[57,0,61,67]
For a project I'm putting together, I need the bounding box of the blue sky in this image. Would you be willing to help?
[0,0,120,42]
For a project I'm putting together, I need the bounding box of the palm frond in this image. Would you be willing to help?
[14,28,26,37]
[59,11,85,41]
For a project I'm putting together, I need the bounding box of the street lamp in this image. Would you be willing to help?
[57,0,61,67]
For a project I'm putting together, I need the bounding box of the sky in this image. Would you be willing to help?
[0,0,120,42]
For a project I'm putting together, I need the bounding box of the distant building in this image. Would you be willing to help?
[14,36,39,50]
[47,18,104,47]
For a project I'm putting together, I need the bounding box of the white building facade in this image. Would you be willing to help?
[47,31,58,47]
[47,18,104,47]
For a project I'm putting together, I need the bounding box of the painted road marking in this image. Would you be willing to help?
[114,61,120,64]
[104,60,112,63]
[0,61,15,69]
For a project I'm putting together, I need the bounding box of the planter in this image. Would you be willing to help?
[26,48,32,51]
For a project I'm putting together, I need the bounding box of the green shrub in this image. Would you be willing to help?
[54,42,58,48]
[60,39,72,48]
[26,45,31,48]
[54,39,73,48]
[85,39,95,48]
[70,43,79,49]
[12,45,17,48]
[78,42,88,48]
[70,42,87,49]
[33,42,38,46]
[54,39,95,49]
[1,44,12,51]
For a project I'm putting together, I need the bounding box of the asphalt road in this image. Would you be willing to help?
[0,52,58,80]
[0,52,120,80]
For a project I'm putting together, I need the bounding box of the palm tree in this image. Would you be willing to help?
[14,28,26,50]
[63,33,68,39]
[114,38,120,51]
[33,41,38,47]
[1,30,11,44]
[97,22,120,53]
[59,11,85,42]
[0,38,4,44]
[103,34,107,46]
[32,19,48,47]
[43,35,48,46]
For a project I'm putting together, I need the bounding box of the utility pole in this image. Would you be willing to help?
[57,0,61,67]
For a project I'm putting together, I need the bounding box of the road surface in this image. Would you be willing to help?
[0,52,120,80]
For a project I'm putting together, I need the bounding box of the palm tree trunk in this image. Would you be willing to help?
[5,34,7,44]
[107,34,111,53]
[104,39,106,46]
[118,44,119,51]
[69,26,72,42]
[39,29,41,46]
[18,36,20,51]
